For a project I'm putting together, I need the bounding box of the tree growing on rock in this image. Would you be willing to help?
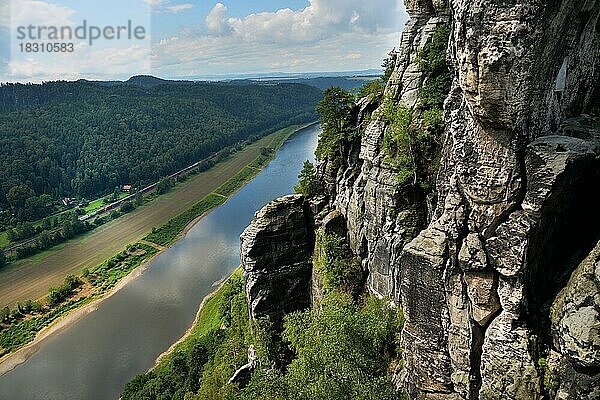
[294,161,323,198]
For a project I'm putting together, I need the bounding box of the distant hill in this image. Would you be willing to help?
[0,79,322,216]
[250,76,380,91]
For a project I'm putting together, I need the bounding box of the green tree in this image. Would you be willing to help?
[6,184,34,208]
[242,293,403,400]
[357,80,385,100]
[0,306,9,322]
[294,161,323,198]
[313,231,363,297]
[0,251,6,269]
[62,220,75,239]
[112,186,121,201]
[382,52,397,83]
[135,191,143,206]
[315,87,355,161]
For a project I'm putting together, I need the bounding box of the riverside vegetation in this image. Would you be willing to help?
[121,245,403,400]
[0,243,158,357]
[0,80,321,259]
[0,125,303,359]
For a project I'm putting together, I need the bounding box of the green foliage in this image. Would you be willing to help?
[144,194,226,246]
[215,167,259,197]
[416,25,450,72]
[294,161,323,198]
[0,297,91,356]
[0,306,9,323]
[241,292,403,400]
[156,177,175,195]
[313,231,363,297]
[121,272,250,400]
[88,243,158,291]
[47,275,82,306]
[0,243,157,357]
[145,127,294,247]
[382,53,398,84]
[357,80,385,100]
[381,102,420,186]
[538,358,558,396]
[120,201,135,214]
[315,87,356,161]
[0,251,5,269]
[419,74,451,110]
[380,24,450,190]
[121,271,405,400]
[0,80,321,228]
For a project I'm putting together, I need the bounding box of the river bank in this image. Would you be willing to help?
[0,123,314,309]
[0,122,320,400]
[0,123,314,374]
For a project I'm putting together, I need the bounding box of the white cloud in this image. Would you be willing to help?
[151,28,400,77]
[8,0,76,27]
[149,0,405,77]
[8,43,151,81]
[142,0,168,6]
[218,0,401,44]
[2,0,407,81]
[145,0,194,14]
[166,3,194,13]
[205,3,231,35]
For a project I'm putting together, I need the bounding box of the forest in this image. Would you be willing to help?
[0,80,321,226]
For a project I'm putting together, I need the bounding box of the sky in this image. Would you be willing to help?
[0,0,408,82]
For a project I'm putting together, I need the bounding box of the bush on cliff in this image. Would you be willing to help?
[294,161,323,198]
[240,292,403,400]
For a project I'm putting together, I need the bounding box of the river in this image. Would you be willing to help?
[0,124,320,400]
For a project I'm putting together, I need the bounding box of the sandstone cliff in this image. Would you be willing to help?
[240,1,600,399]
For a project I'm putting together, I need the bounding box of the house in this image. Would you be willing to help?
[62,197,77,207]
[122,185,133,192]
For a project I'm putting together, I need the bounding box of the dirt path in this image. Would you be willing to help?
[0,133,277,308]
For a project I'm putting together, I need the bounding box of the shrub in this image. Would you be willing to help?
[241,292,404,400]
[315,87,356,162]
[294,161,323,198]
[313,231,363,297]
[47,275,82,306]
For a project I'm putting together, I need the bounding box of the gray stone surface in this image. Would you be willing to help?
[241,195,313,322]
[238,0,600,398]
[552,241,600,369]
[314,0,600,398]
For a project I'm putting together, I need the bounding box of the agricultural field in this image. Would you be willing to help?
[0,128,295,308]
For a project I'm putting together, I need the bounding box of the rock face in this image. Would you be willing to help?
[549,241,600,398]
[228,345,259,388]
[314,0,600,399]
[239,0,600,398]
[241,195,314,323]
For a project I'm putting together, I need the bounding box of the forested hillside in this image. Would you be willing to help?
[0,80,321,221]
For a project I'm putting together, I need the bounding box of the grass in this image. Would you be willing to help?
[0,243,158,357]
[215,166,261,197]
[144,193,226,246]
[0,297,93,356]
[0,232,8,249]
[83,192,130,214]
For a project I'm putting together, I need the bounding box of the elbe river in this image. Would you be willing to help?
[0,124,319,400]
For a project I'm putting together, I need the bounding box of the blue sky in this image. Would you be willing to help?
[0,0,407,82]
